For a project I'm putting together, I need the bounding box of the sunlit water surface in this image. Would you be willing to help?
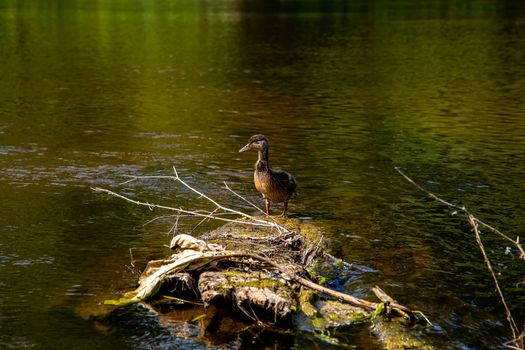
[1,1,525,349]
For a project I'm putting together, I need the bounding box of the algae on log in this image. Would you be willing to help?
[106,218,435,349]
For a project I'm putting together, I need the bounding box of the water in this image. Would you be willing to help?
[1,0,525,349]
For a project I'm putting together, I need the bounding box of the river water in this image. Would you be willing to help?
[1,1,525,349]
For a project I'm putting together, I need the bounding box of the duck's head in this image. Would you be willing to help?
[238,134,268,153]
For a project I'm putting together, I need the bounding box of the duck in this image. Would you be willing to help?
[239,134,297,217]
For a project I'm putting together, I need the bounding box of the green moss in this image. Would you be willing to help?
[222,270,242,277]
[240,278,285,289]
[346,312,368,324]
[298,289,318,317]
[311,316,327,330]
[220,270,287,290]
[314,332,341,346]
[316,300,370,328]
[371,302,384,320]
[284,218,324,242]
[372,318,436,350]
[307,269,317,278]
[224,217,324,243]
[104,297,136,306]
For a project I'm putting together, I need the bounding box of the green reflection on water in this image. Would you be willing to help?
[1,1,525,349]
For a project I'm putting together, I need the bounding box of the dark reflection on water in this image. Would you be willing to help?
[1,0,525,349]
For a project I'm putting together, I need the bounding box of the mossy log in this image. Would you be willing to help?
[106,218,435,349]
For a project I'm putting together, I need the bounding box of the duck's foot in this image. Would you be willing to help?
[280,201,289,218]
[265,199,271,217]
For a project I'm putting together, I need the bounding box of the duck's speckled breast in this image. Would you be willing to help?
[254,170,291,202]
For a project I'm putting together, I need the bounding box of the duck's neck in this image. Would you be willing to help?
[256,147,270,172]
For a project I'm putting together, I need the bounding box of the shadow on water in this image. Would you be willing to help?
[92,300,380,350]
[1,0,525,349]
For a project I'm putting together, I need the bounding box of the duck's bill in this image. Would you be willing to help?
[238,143,252,153]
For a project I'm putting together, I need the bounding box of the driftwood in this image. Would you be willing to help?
[104,221,434,349]
[96,167,435,348]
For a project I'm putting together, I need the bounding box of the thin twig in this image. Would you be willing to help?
[190,207,219,234]
[160,295,204,306]
[125,248,139,276]
[170,166,283,229]
[223,182,284,234]
[224,182,268,216]
[168,213,181,237]
[395,167,525,260]
[103,166,290,234]
[92,186,280,229]
[396,166,524,349]
[504,331,525,350]
[129,248,135,268]
[142,214,178,227]
[469,215,522,349]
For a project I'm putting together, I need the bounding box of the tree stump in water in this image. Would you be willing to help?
[106,218,434,349]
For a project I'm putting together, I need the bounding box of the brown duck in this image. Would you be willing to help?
[239,134,297,217]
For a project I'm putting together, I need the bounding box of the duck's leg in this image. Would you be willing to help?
[265,199,271,216]
[281,201,288,217]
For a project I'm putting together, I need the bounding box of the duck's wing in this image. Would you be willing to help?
[273,169,298,198]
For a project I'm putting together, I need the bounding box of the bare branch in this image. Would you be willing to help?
[129,248,135,268]
[223,182,284,234]
[469,215,523,349]
[142,214,179,227]
[396,167,525,349]
[190,207,219,234]
[395,167,525,260]
[168,213,181,237]
[169,166,288,232]
[92,186,277,229]
[224,182,267,216]
[91,166,290,234]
